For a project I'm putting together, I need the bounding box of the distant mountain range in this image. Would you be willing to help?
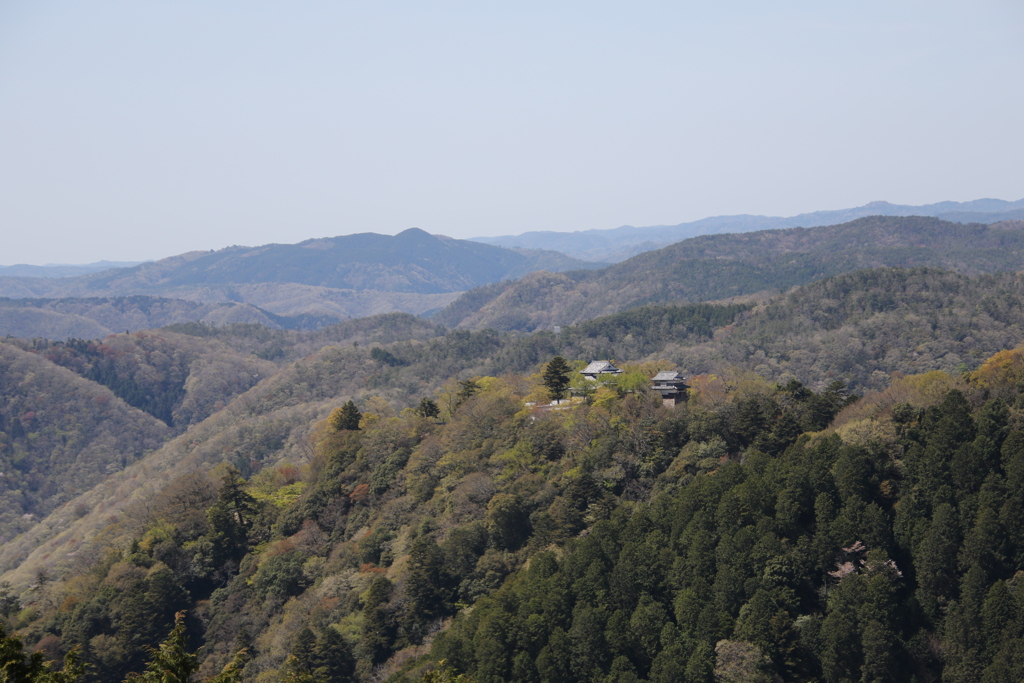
[472,197,1024,262]
[0,261,144,278]
[438,215,1024,331]
[5,200,1024,340]
[0,229,597,337]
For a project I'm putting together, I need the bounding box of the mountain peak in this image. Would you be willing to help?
[396,227,433,239]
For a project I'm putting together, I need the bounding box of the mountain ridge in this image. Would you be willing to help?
[0,261,145,279]
[0,230,599,337]
[439,216,1024,331]
[473,197,1024,261]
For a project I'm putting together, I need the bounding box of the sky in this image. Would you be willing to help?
[1,1,1022,265]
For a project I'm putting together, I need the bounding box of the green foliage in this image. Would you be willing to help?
[286,626,354,682]
[455,380,480,409]
[124,612,197,683]
[20,276,1024,683]
[485,494,530,552]
[371,346,405,367]
[416,398,441,419]
[0,625,83,682]
[250,552,308,599]
[329,401,362,431]
[421,375,1024,683]
[542,356,572,403]
[125,612,247,683]
[201,467,260,569]
[422,659,474,682]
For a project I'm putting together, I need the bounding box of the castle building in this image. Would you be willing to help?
[651,370,689,406]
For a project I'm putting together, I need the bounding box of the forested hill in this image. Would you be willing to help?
[0,343,171,541]
[0,296,338,341]
[9,336,1024,681]
[0,230,596,337]
[438,268,1024,395]
[0,229,596,296]
[5,264,1019,555]
[437,216,1024,331]
[428,358,1024,683]
[474,197,1024,262]
[9,266,1024,680]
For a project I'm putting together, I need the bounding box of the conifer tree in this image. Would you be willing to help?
[0,625,83,682]
[455,380,479,409]
[416,398,440,419]
[542,356,572,403]
[125,612,198,683]
[204,467,259,566]
[204,648,248,683]
[125,612,248,683]
[423,659,474,682]
[329,401,362,431]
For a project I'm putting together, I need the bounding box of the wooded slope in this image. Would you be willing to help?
[439,217,1024,331]
[0,296,336,340]
[475,197,1024,262]
[5,266,1024,681]
[10,339,1024,682]
[0,343,171,541]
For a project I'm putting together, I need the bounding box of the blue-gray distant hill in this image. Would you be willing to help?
[0,261,144,279]
[0,229,598,336]
[440,215,1024,331]
[84,228,594,294]
[474,197,1024,262]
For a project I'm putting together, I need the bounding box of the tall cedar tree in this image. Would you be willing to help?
[126,612,246,683]
[542,356,572,403]
[455,380,480,409]
[124,612,197,683]
[416,398,440,419]
[329,401,362,431]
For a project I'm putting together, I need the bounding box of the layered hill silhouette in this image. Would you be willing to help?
[474,197,1024,261]
[0,261,143,279]
[438,216,1024,331]
[0,296,340,340]
[0,229,596,336]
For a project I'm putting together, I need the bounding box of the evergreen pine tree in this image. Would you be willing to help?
[542,356,572,404]
[416,397,440,419]
[125,612,198,683]
[205,648,248,683]
[454,380,480,409]
[329,401,362,431]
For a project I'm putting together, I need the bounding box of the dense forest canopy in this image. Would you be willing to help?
[8,344,1024,681]
[3,264,1024,681]
[0,344,171,541]
[0,296,333,342]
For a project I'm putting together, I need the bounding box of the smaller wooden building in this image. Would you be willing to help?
[580,360,622,380]
[651,370,689,406]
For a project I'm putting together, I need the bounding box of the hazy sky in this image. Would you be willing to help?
[1,1,1022,264]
